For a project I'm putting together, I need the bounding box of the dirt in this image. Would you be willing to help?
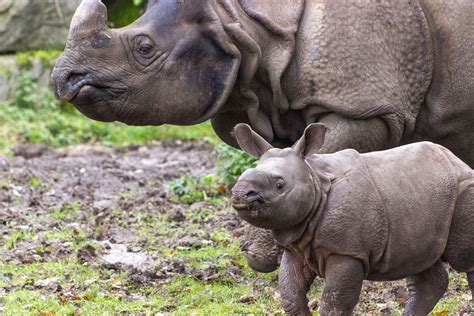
[0,141,472,314]
[0,140,224,271]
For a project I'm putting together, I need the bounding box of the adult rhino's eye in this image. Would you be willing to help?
[138,44,153,56]
[276,180,285,191]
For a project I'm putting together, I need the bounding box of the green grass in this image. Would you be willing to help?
[0,262,277,315]
[1,197,472,314]
[0,196,285,315]
[0,98,218,156]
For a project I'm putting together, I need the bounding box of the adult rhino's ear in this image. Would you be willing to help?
[292,123,327,158]
[233,124,273,158]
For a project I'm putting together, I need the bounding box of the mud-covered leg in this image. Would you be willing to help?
[279,249,316,315]
[240,225,282,272]
[468,272,474,298]
[320,255,364,315]
[403,261,448,316]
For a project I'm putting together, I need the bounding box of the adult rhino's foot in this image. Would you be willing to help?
[239,224,283,273]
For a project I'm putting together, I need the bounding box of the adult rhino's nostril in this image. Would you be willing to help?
[67,72,87,86]
[53,70,89,101]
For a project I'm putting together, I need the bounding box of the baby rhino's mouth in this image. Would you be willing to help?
[231,193,264,212]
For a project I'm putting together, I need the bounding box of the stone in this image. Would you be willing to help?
[0,0,81,53]
[0,55,52,101]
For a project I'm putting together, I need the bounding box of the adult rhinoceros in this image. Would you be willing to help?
[52,0,474,272]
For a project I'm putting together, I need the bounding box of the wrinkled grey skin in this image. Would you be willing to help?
[231,123,474,316]
[51,0,474,272]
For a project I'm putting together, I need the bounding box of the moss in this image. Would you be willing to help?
[0,65,12,77]
[15,50,61,70]
[32,50,61,68]
[15,52,32,68]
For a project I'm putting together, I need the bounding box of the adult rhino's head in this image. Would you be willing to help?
[231,123,327,230]
[52,0,239,125]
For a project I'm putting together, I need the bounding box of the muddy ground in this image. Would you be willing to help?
[0,141,472,314]
[0,141,223,269]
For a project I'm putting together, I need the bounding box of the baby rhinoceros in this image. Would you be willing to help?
[231,123,474,316]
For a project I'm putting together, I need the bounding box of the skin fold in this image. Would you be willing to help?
[231,123,474,315]
[51,0,474,272]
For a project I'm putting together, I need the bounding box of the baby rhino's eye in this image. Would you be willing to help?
[276,180,285,191]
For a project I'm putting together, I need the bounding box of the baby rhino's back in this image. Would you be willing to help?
[362,142,463,279]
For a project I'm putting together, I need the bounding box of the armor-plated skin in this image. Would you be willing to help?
[231,123,474,315]
[51,0,474,272]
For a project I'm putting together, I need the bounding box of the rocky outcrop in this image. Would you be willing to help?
[0,54,56,101]
[0,0,81,53]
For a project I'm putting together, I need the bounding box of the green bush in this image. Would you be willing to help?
[168,174,224,205]
[107,0,146,28]
[168,144,258,204]
[215,144,258,186]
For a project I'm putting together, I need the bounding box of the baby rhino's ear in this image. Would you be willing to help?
[293,123,327,158]
[233,123,273,158]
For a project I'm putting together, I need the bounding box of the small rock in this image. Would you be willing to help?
[237,295,256,304]
[77,244,97,263]
[34,277,61,292]
[175,236,203,249]
[13,143,49,159]
[93,199,116,212]
[189,201,208,211]
[168,207,186,222]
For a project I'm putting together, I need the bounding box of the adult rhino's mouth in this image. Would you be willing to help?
[71,84,127,123]
[53,69,126,103]
[52,69,127,122]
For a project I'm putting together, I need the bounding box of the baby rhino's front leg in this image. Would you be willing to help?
[279,250,316,315]
[320,255,365,315]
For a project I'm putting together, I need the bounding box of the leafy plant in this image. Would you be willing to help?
[168,174,224,205]
[215,144,258,186]
[107,0,146,28]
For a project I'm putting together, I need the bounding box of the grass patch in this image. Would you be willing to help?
[156,276,279,314]
[50,202,82,221]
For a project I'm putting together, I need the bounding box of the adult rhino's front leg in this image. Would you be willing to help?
[237,224,282,273]
[317,113,391,153]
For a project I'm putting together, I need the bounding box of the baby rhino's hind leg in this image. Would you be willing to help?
[403,261,448,316]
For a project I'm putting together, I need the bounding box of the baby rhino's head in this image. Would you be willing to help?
[231,123,327,230]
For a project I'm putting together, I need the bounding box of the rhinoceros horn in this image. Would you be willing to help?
[69,0,109,39]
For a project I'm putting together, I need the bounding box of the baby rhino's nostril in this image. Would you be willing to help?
[246,190,258,198]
